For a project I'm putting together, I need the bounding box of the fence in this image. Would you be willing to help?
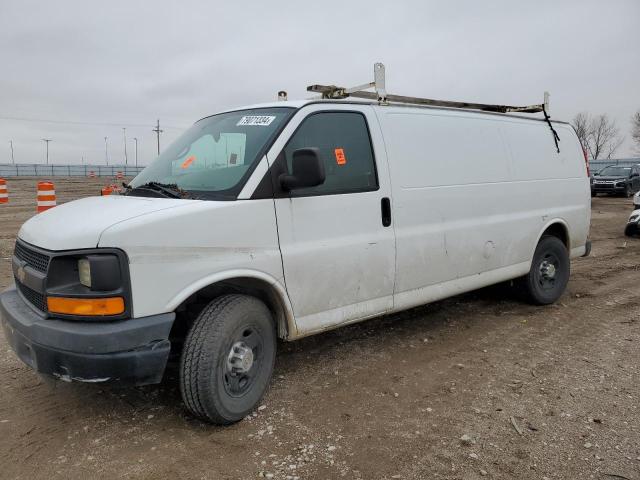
[590,158,640,173]
[0,164,145,178]
[2,158,639,178]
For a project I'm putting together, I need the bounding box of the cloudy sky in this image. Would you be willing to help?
[1,0,639,166]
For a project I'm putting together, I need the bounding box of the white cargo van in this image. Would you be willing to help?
[1,66,590,424]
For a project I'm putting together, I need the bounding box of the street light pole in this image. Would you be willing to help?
[133,137,138,167]
[104,136,109,165]
[42,138,52,164]
[122,128,128,166]
[9,140,14,164]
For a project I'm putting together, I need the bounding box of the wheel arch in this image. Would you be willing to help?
[168,270,296,340]
[535,219,570,252]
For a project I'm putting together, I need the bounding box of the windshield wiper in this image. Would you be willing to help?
[125,182,191,199]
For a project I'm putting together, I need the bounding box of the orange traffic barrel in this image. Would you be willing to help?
[101,185,113,196]
[0,178,7,204]
[36,181,56,212]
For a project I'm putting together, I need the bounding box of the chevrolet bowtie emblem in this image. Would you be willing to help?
[16,264,26,284]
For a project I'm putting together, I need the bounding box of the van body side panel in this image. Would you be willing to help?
[501,122,590,258]
[375,106,590,311]
[98,199,285,319]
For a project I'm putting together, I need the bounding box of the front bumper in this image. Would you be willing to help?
[592,184,627,194]
[0,286,175,385]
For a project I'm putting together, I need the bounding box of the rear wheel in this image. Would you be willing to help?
[180,294,276,424]
[518,235,570,305]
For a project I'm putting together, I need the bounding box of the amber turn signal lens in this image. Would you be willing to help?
[47,296,125,316]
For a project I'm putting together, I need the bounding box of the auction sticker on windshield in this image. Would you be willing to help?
[237,116,276,126]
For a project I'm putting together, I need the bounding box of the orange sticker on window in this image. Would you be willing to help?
[334,148,346,165]
[181,155,195,169]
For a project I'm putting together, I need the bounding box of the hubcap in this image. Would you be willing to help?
[227,342,254,375]
[539,260,556,279]
[537,254,560,291]
[222,327,263,397]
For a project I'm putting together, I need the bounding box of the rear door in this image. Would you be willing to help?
[268,105,395,336]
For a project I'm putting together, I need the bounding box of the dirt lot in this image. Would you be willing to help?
[0,178,638,480]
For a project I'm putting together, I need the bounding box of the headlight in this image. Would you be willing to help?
[78,258,91,288]
[46,251,130,319]
[75,254,122,291]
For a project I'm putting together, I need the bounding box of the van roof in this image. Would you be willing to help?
[203,98,570,126]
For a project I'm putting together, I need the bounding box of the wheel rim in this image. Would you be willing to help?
[536,253,560,291]
[222,326,263,397]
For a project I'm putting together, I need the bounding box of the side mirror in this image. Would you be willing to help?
[279,148,325,191]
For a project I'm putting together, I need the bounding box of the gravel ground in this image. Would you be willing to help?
[0,178,638,480]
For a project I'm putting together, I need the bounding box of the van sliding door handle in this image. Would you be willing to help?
[381,197,391,227]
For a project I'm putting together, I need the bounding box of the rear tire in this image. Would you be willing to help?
[180,294,276,424]
[517,235,570,305]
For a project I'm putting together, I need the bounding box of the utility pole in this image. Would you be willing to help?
[133,137,138,167]
[104,136,109,165]
[42,138,52,164]
[152,119,163,155]
[122,127,128,165]
[9,140,14,164]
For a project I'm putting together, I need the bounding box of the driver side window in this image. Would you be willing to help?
[281,111,378,196]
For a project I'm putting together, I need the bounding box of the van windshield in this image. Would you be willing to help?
[128,107,293,199]
[598,166,630,177]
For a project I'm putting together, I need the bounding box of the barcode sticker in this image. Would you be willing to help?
[237,115,276,126]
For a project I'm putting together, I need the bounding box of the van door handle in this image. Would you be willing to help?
[381,197,391,227]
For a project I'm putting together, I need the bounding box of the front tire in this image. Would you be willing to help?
[518,235,570,305]
[180,294,276,424]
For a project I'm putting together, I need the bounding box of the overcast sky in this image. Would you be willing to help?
[1,0,639,166]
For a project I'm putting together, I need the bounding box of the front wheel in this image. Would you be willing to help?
[180,294,277,424]
[517,235,570,305]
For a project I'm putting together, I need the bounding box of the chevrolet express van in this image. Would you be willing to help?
[1,98,591,424]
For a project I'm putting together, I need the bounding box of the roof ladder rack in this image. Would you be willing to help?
[308,62,547,114]
[307,63,559,151]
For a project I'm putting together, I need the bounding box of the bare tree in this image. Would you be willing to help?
[632,110,640,153]
[572,112,590,152]
[571,112,623,159]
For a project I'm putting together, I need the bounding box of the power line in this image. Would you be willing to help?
[0,115,187,130]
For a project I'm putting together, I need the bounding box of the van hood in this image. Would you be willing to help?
[18,195,198,251]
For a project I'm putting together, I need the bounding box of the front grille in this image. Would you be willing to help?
[14,241,50,273]
[15,278,47,312]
